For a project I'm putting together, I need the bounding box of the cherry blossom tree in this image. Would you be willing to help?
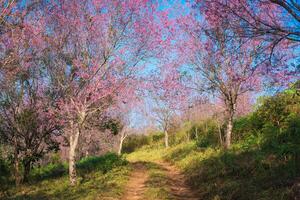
[40,0,167,185]
[0,0,59,185]
[196,0,299,84]
[179,17,268,148]
[148,64,188,148]
[198,0,300,44]
[0,52,60,185]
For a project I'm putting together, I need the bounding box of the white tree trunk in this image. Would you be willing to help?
[164,130,169,148]
[225,112,234,149]
[195,126,198,140]
[118,129,127,155]
[69,126,80,186]
[118,137,124,155]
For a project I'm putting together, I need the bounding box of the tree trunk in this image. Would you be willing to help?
[295,152,300,175]
[118,129,127,155]
[225,112,234,149]
[164,130,169,148]
[118,137,124,156]
[186,131,190,142]
[23,161,31,183]
[195,126,198,140]
[218,123,223,146]
[14,153,21,186]
[14,137,21,186]
[69,126,80,186]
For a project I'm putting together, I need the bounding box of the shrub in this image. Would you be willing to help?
[191,120,220,148]
[29,162,67,182]
[77,153,127,174]
[29,153,127,182]
[150,132,164,143]
[122,134,150,153]
[0,156,11,191]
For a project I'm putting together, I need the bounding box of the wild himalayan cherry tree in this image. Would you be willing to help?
[185,92,253,145]
[0,34,59,185]
[196,0,299,83]
[41,0,169,185]
[0,73,60,183]
[179,17,268,148]
[150,64,188,148]
[198,0,300,44]
[114,86,139,155]
[0,1,58,185]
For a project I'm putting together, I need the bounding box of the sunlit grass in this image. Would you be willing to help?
[3,154,131,200]
[126,135,295,200]
[143,162,171,200]
[126,144,166,163]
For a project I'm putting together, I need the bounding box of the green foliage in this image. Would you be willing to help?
[50,153,62,164]
[98,117,122,135]
[77,153,128,175]
[0,156,11,191]
[150,132,164,143]
[30,163,67,182]
[187,120,220,148]
[29,153,127,183]
[122,134,150,153]
[169,126,189,145]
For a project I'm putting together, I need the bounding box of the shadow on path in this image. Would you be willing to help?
[122,162,149,200]
[122,161,200,200]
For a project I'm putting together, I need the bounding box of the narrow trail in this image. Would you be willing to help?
[122,162,149,200]
[157,161,199,200]
[122,161,199,200]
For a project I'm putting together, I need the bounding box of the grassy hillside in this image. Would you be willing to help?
[2,90,299,200]
[2,153,131,200]
[127,139,296,200]
[126,91,300,200]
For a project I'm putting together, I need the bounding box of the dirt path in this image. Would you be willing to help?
[122,162,149,200]
[122,161,199,200]
[157,161,199,200]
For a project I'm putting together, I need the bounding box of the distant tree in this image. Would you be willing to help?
[150,65,188,148]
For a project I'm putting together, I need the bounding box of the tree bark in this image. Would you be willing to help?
[164,130,169,148]
[14,152,21,186]
[69,126,80,186]
[118,137,124,155]
[218,123,223,146]
[23,161,31,182]
[224,112,234,149]
[14,137,21,186]
[118,129,127,155]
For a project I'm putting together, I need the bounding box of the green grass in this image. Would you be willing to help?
[126,147,173,200]
[143,162,171,200]
[164,141,295,200]
[2,153,131,200]
[126,144,166,163]
[126,138,297,200]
